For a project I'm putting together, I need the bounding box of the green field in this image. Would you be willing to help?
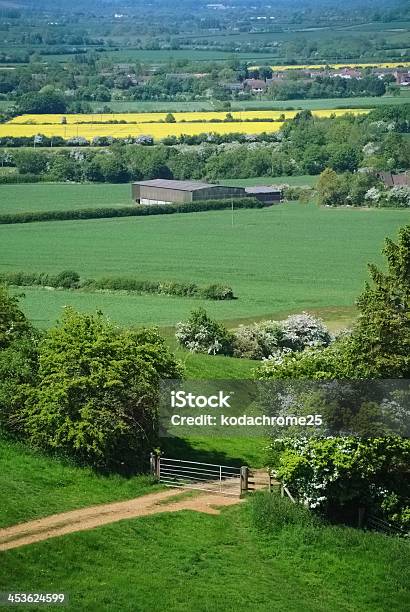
[87,90,410,113]
[0,183,132,214]
[1,203,408,329]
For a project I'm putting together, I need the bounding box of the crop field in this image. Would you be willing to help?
[9,109,369,124]
[1,203,408,329]
[0,121,285,140]
[0,108,369,141]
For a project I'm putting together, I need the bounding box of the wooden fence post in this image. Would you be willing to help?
[240,466,249,496]
[150,452,156,477]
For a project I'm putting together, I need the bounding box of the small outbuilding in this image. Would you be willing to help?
[244,185,282,204]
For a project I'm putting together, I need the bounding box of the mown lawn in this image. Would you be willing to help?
[1,501,408,612]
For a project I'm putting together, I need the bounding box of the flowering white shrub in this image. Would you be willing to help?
[364,186,382,204]
[386,185,410,208]
[280,312,332,352]
[233,320,283,359]
[233,313,332,360]
[175,308,233,355]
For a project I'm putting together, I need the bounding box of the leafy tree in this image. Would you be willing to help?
[14,150,49,175]
[327,144,361,173]
[0,285,32,349]
[316,168,349,206]
[0,287,38,435]
[18,90,67,114]
[346,225,410,378]
[24,308,182,471]
[165,113,176,123]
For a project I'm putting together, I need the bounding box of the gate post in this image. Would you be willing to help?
[150,452,160,480]
[240,466,249,496]
[150,452,156,476]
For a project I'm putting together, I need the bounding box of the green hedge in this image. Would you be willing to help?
[0,271,236,301]
[0,197,268,225]
[0,173,49,185]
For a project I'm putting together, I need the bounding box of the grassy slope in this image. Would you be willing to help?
[0,438,161,528]
[1,504,408,612]
[2,203,408,328]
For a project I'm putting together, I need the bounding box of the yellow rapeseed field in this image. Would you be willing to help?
[8,108,369,125]
[0,121,286,140]
[1,108,370,141]
[249,61,410,71]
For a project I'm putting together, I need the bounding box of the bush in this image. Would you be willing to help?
[53,270,80,289]
[23,308,182,472]
[280,313,332,352]
[248,490,320,533]
[233,314,331,360]
[233,321,283,359]
[175,308,234,355]
[0,174,48,185]
[269,437,410,529]
[200,284,235,300]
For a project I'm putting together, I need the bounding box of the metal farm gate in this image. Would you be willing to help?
[150,454,245,497]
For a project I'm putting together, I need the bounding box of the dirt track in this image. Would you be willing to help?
[0,489,242,551]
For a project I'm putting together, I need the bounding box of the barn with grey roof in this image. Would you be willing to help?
[132,179,282,205]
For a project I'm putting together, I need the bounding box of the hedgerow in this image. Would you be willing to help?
[0,271,236,301]
[0,197,266,225]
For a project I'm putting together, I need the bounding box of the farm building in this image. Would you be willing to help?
[244,185,282,203]
[132,179,282,205]
[376,171,410,188]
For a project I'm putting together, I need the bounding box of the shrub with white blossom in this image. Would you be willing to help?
[175,308,234,355]
[386,185,410,208]
[269,436,410,528]
[280,312,332,352]
[233,321,284,359]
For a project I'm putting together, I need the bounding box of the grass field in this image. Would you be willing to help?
[0,184,131,214]
[2,503,409,612]
[1,203,408,328]
[86,90,410,112]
